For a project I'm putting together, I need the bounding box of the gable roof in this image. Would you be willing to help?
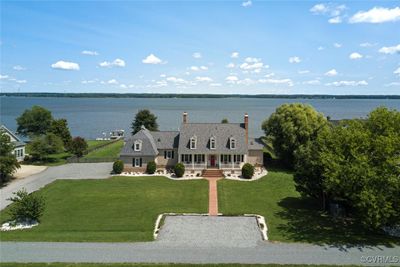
[150,131,179,149]
[0,125,25,147]
[178,123,247,154]
[120,126,158,156]
[248,137,264,150]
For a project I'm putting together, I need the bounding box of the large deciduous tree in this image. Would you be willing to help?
[69,137,88,157]
[49,119,72,149]
[0,130,20,182]
[262,103,328,168]
[28,133,64,161]
[16,106,53,137]
[294,107,400,230]
[131,109,158,135]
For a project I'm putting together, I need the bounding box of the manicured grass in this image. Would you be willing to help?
[0,176,208,242]
[24,151,72,166]
[218,169,400,246]
[87,140,114,150]
[0,264,345,267]
[84,140,123,159]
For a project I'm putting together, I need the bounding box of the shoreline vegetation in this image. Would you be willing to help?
[1,92,400,99]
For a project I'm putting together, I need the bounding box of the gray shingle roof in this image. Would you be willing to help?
[178,123,247,154]
[120,127,158,156]
[0,125,26,146]
[248,137,264,150]
[150,131,179,149]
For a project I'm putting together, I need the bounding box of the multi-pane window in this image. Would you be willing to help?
[181,154,192,163]
[134,140,142,151]
[190,137,197,149]
[194,154,205,163]
[133,157,142,167]
[210,137,216,149]
[230,138,236,149]
[233,154,244,163]
[164,150,174,159]
[220,154,232,163]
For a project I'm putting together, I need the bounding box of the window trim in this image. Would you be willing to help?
[230,137,236,150]
[134,140,142,151]
[190,136,197,149]
[210,137,216,150]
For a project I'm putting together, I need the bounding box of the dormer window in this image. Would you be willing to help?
[134,140,142,151]
[210,137,216,149]
[230,137,236,149]
[190,136,197,149]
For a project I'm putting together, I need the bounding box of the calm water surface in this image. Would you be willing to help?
[1,97,399,139]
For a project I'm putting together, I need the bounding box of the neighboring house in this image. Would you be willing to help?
[120,112,264,173]
[0,125,26,162]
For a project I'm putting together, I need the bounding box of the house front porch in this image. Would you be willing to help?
[180,153,244,170]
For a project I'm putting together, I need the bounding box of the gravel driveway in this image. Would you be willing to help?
[158,215,263,248]
[0,163,112,210]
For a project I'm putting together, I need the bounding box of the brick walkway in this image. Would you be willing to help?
[206,178,221,216]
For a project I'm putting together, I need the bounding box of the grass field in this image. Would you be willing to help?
[84,140,123,159]
[218,169,399,246]
[0,176,208,242]
[0,263,344,267]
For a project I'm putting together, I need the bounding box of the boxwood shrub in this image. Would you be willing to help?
[174,163,185,178]
[113,160,124,174]
[146,161,156,174]
[241,163,254,179]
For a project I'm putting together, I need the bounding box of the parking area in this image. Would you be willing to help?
[157,215,263,248]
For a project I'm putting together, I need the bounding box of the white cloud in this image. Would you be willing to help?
[264,73,275,78]
[349,7,400,23]
[195,76,213,82]
[210,83,222,87]
[200,66,208,70]
[226,75,239,84]
[240,62,264,70]
[360,42,376,47]
[99,58,126,67]
[119,84,128,89]
[333,43,342,48]
[310,4,329,14]
[378,44,400,54]
[242,0,252,7]
[385,82,400,87]
[245,57,260,63]
[15,79,27,84]
[349,52,363,59]
[192,52,202,59]
[107,79,118,85]
[81,50,99,56]
[289,56,301,64]
[160,74,167,78]
[190,65,208,71]
[326,80,368,86]
[166,76,188,84]
[0,74,9,79]
[237,78,256,86]
[226,63,235,68]
[318,46,325,51]
[142,54,164,64]
[231,52,239,58]
[13,65,26,71]
[328,16,342,24]
[51,60,80,71]
[394,67,400,76]
[303,80,321,85]
[325,69,338,76]
[298,70,310,74]
[81,79,97,84]
[258,78,294,87]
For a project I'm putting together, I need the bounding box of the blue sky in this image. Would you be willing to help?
[1,1,399,95]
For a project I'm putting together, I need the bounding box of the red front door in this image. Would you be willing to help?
[210,155,216,167]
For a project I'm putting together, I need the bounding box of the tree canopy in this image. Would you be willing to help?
[0,130,20,182]
[28,133,64,160]
[131,109,159,134]
[49,119,72,148]
[16,106,53,137]
[294,107,400,230]
[69,137,88,157]
[262,103,328,168]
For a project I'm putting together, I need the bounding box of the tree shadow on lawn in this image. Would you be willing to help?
[276,197,400,251]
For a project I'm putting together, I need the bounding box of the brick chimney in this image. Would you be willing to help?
[244,113,249,144]
[183,112,188,124]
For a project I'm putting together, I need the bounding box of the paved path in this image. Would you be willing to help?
[0,163,112,210]
[1,240,399,265]
[206,178,221,216]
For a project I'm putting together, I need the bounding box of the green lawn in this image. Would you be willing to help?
[0,176,208,242]
[83,140,123,159]
[218,169,399,246]
[0,264,346,267]
[87,140,114,150]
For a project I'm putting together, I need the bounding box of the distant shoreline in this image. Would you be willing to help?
[1,92,400,99]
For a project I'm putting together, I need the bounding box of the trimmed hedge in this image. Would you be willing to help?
[241,163,254,179]
[146,161,156,174]
[174,163,185,178]
[113,160,124,174]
